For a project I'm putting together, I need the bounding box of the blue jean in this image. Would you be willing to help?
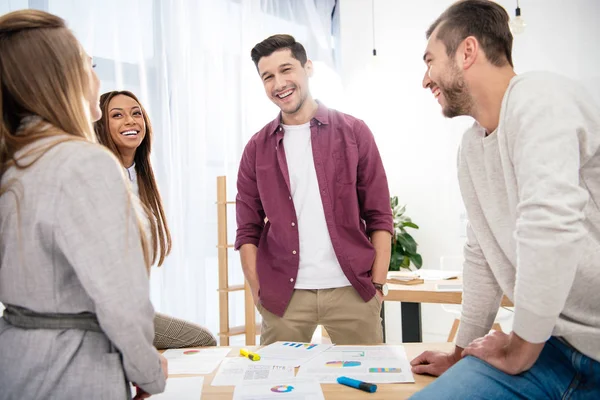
[410,337,600,399]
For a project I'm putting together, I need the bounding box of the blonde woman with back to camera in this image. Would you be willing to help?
[0,10,167,400]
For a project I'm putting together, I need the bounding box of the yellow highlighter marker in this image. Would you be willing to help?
[240,348,261,361]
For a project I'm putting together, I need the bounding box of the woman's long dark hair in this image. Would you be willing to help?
[94,91,172,267]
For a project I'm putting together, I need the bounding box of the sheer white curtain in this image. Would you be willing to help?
[5,0,339,339]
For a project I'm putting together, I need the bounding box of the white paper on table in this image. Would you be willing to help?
[211,357,294,386]
[416,269,461,281]
[435,283,463,292]
[162,347,231,374]
[296,345,415,384]
[151,376,204,400]
[256,341,334,367]
[232,378,324,400]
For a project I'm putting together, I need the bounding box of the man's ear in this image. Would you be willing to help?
[459,36,478,70]
[305,59,314,77]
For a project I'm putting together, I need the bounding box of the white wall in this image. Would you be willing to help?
[338,0,600,342]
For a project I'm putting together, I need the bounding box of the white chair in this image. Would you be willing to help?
[440,256,513,342]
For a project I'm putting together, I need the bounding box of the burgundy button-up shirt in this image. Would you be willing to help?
[235,102,393,317]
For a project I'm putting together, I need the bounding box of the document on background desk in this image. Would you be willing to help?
[416,269,461,281]
[435,283,463,292]
[162,347,231,374]
[296,345,415,384]
[151,376,204,400]
[256,341,334,367]
[211,357,294,386]
[232,378,324,400]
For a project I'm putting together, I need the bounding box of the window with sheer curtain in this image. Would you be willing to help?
[3,0,341,341]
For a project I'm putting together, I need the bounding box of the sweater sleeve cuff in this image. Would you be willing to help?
[513,306,555,344]
[138,361,166,395]
[455,320,491,349]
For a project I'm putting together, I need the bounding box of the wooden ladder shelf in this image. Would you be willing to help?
[216,176,258,345]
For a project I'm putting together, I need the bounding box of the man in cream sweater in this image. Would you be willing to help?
[410,1,600,398]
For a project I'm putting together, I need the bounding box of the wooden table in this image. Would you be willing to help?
[170,343,452,399]
[383,278,513,342]
[386,277,512,306]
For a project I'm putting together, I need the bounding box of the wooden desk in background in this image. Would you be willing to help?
[384,277,513,343]
[169,343,453,399]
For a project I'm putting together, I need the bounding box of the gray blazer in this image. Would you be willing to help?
[0,138,165,399]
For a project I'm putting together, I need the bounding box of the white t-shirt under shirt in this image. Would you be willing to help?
[124,163,151,239]
[282,122,351,289]
[125,163,139,194]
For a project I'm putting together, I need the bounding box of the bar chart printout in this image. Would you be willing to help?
[256,342,334,367]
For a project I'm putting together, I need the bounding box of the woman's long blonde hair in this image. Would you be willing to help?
[0,10,94,171]
[94,91,172,266]
[0,10,153,269]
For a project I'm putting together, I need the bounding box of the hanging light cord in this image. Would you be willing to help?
[372,0,377,56]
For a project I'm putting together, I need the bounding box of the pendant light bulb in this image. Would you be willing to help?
[510,5,526,34]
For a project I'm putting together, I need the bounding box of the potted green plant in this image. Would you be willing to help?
[389,196,423,271]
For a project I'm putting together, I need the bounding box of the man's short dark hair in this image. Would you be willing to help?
[251,34,308,68]
[426,0,513,68]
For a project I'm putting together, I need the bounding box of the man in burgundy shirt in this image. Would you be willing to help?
[235,34,393,345]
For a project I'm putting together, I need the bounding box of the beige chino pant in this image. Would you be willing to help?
[258,286,383,345]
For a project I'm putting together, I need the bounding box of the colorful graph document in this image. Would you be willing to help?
[151,376,204,400]
[162,347,231,375]
[232,378,324,400]
[211,357,295,386]
[256,342,334,367]
[296,345,415,383]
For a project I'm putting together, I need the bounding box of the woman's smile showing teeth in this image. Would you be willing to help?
[121,129,139,137]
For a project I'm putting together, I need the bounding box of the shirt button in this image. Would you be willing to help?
[275,146,278,150]
[318,122,322,126]
[291,222,296,227]
[279,127,282,131]
[290,278,294,282]
[288,196,292,200]
[292,250,297,255]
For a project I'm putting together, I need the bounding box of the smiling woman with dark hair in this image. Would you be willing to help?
[94,91,170,267]
[94,91,217,349]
